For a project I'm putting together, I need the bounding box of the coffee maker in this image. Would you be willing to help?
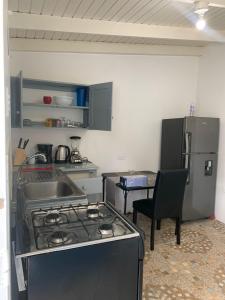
[69,136,83,164]
[37,144,53,164]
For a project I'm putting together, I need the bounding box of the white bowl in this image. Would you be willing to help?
[53,96,73,106]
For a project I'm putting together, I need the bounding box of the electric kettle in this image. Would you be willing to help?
[55,145,70,163]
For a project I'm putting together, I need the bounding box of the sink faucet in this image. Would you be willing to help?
[25,153,47,164]
[17,153,47,185]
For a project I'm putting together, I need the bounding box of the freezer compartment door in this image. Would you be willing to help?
[182,153,217,221]
[185,117,219,153]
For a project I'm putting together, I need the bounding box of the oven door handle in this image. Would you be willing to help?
[12,242,27,292]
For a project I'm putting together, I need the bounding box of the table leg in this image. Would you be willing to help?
[124,191,128,215]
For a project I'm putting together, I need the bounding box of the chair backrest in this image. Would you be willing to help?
[153,169,188,219]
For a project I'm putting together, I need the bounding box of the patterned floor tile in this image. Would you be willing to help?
[136,215,225,300]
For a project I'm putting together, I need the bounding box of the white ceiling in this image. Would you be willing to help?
[8,0,225,52]
[8,0,225,29]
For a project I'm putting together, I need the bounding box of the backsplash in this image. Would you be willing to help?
[12,127,87,157]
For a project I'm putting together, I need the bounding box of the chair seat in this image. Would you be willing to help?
[133,198,154,217]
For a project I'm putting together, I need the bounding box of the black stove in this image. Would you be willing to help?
[30,202,134,251]
[15,202,144,300]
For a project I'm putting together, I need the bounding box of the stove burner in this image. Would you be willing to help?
[99,223,113,237]
[49,231,69,245]
[31,203,134,250]
[87,208,99,219]
[45,212,62,224]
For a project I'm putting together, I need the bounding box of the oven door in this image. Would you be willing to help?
[106,201,145,300]
[27,238,140,300]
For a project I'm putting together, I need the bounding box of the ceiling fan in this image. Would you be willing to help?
[173,0,225,29]
[174,0,225,14]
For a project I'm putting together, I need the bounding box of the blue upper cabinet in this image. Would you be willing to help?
[10,71,113,131]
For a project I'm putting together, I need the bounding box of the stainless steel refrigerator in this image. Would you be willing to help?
[160,117,219,221]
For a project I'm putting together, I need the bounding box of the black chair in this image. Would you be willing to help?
[133,169,188,250]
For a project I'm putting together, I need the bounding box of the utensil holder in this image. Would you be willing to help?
[14,148,27,166]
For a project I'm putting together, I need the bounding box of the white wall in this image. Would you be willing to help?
[0,0,11,298]
[197,44,225,223]
[10,52,199,174]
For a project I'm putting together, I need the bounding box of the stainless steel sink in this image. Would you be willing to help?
[23,181,74,200]
[20,169,88,210]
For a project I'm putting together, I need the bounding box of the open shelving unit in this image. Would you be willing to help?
[11,71,113,131]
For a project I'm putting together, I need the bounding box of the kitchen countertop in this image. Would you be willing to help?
[58,161,98,173]
[11,162,96,214]
[12,162,92,256]
[102,170,156,186]
[14,161,98,173]
[102,170,155,178]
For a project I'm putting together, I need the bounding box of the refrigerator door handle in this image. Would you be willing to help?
[184,154,189,169]
[184,132,191,184]
[185,132,189,154]
[185,154,190,184]
[185,132,191,154]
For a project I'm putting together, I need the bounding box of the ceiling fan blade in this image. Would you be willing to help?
[173,0,225,7]
[209,0,225,8]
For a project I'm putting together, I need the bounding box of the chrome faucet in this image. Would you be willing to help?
[25,153,47,164]
[17,153,47,185]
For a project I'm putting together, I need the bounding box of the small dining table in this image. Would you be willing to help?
[101,171,157,214]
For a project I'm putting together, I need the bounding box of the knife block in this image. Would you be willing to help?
[14,148,27,166]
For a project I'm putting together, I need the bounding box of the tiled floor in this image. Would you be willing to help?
[136,214,225,300]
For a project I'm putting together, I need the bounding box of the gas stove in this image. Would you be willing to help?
[15,202,144,300]
[24,202,138,256]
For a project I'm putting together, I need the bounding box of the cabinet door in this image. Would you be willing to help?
[11,71,23,128]
[74,177,102,203]
[88,82,112,131]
